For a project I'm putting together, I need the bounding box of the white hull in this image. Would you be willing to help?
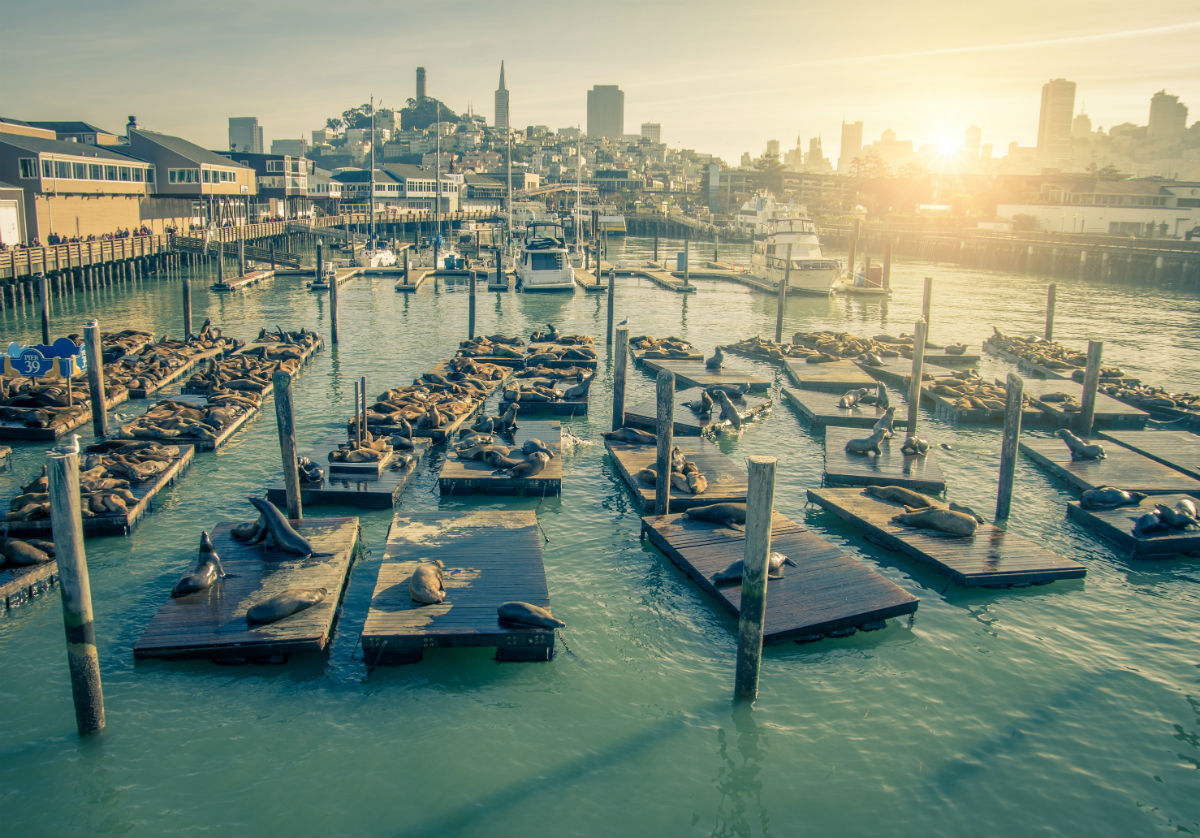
[750,264,838,295]
[357,248,397,268]
[519,266,576,292]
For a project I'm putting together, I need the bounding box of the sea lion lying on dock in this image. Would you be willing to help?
[171,532,226,597]
[246,587,327,625]
[901,436,931,456]
[605,427,656,445]
[494,451,550,478]
[409,560,446,604]
[1080,486,1146,510]
[891,506,978,536]
[684,503,747,527]
[0,536,54,567]
[1056,428,1105,460]
[711,551,796,586]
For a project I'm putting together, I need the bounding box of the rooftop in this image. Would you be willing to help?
[0,132,144,162]
[129,128,253,169]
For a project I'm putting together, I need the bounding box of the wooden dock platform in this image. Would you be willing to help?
[127,345,225,400]
[806,487,1087,587]
[1097,430,1200,481]
[782,387,904,429]
[1,561,57,612]
[784,358,877,392]
[639,358,771,393]
[210,269,274,292]
[0,408,90,441]
[635,268,696,293]
[642,511,918,642]
[266,433,432,509]
[630,345,705,365]
[116,397,262,452]
[526,343,599,370]
[1067,493,1200,558]
[394,268,431,292]
[1019,435,1200,496]
[134,516,359,661]
[605,437,747,512]
[360,510,556,664]
[857,355,954,388]
[822,427,946,493]
[999,378,1149,429]
[438,420,562,496]
[625,390,771,437]
[921,384,1044,425]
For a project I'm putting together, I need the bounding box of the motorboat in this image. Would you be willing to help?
[832,263,891,296]
[747,215,839,296]
[357,238,397,268]
[516,222,575,292]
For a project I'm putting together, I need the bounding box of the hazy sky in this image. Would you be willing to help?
[3,0,1198,162]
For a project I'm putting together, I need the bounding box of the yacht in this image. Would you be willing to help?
[736,193,806,236]
[747,216,839,296]
[357,238,397,268]
[832,262,891,296]
[516,222,575,292]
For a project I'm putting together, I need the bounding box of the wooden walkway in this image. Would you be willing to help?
[784,359,877,392]
[625,390,771,437]
[1019,435,1200,495]
[1002,378,1149,429]
[639,358,770,392]
[823,427,946,493]
[807,488,1087,587]
[641,511,918,643]
[266,434,432,509]
[210,269,275,292]
[1067,492,1200,558]
[1,562,57,612]
[782,387,905,429]
[605,437,748,512]
[134,516,359,661]
[360,510,556,664]
[1097,430,1200,481]
[394,268,431,292]
[439,420,562,496]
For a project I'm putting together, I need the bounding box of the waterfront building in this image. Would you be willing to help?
[641,123,661,144]
[586,85,624,139]
[305,167,342,215]
[0,180,28,246]
[228,117,263,154]
[462,173,504,210]
[1037,78,1076,169]
[996,176,1200,237]
[416,67,426,102]
[494,62,510,132]
[126,126,256,228]
[1148,91,1188,148]
[222,151,308,219]
[25,120,122,146]
[838,120,863,172]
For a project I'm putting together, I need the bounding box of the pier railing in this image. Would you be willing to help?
[0,235,171,281]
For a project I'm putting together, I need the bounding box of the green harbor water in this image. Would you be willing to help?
[1,236,1198,837]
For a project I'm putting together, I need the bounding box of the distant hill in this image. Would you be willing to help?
[399,98,459,131]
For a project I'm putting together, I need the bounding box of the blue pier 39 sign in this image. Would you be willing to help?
[6,338,87,379]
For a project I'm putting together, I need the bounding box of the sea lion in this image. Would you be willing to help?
[246,587,327,625]
[1132,511,1167,538]
[635,467,658,486]
[604,427,656,445]
[522,438,554,458]
[705,346,724,371]
[901,436,930,456]
[686,471,708,495]
[0,537,53,567]
[497,451,550,478]
[687,389,716,418]
[684,502,747,526]
[1056,429,1106,461]
[1079,486,1147,510]
[706,383,750,398]
[560,373,595,401]
[838,388,868,409]
[873,406,897,439]
[409,560,446,604]
[845,427,887,456]
[875,383,890,411]
[1155,502,1198,530]
[498,601,565,629]
[712,551,797,586]
[715,389,743,430]
[948,502,987,524]
[170,532,226,597]
[860,352,885,367]
[865,484,939,508]
[945,343,967,355]
[246,497,324,558]
[891,506,978,536]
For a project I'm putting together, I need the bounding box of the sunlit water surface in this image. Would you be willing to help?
[0,236,1198,837]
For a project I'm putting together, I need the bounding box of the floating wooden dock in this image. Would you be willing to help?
[1097,430,1200,481]
[782,387,904,429]
[266,434,432,509]
[134,516,359,661]
[1019,435,1200,496]
[605,437,748,512]
[920,384,1043,425]
[857,355,954,389]
[822,427,946,493]
[0,409,90,441]
[1,561,57,612]
[360,510,556,664]
[784,358,877,392]
[439,420,562,496]
[630,346,705,365]
[631,268,696,293]
[625,390,771,437]
[526,343,599,370]
[639,358,771,392]
[127,345,225,400]
[806,488,1087,587]
[499,393,588,416]
[1000,378,1149,429]
[117,398,262,451]
[394,268,431,292]
[1066,493,1200,558]
[641,511,918,643]
[210,269,274,292]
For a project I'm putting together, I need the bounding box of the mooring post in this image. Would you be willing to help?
[883,241,893,289]
[359,376,369,448]
[83,320,107,438]
[353,379,363,449]
[468,269,476,339]
[595,236,602,286]
[995,372,1025,522]
[906,319,927,437]
[272,369,303,520]
[47,447,105,735]
[269,240,276,271]
[921,276,932,333]
[316,242,323,284]
[238,237,245,277]
[494,247,501,288]
[846,224,858,283]
[734,455,777,703]
[653,229,659,264]
[654,368,675,516]
[612,326,629,431]
[1077,340,1103,437]
[1044,283,1057,341]
[606,261,615,345]
[181,270,192,338]
[403,247,409,284]
[329,259,339,345]
[216,245,224,286]
[683,236,690,286]
[775,243,792,343]
[37,272,50,345]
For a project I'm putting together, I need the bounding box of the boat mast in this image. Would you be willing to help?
[368,94,376,242]
[434,104,441,259]
[506,131,513,254]
[574,136,581,245]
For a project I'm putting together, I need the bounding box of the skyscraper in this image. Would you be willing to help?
[1037,78,1076,167]
[1148,90,1187,146]
[640,122,661,144]
[586,85,624,139]
[416,67,426,101]
[228,117,263,153]
[963,125,981,160]
[838,120,862,171]
[494,61,510,132]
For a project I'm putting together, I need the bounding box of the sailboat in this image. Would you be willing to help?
[357,95,397,269]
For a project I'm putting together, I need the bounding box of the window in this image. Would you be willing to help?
[18,158,36,179]
[105,165,117,180]
[266,161,284,173]
[119,167,131,182]
[42,159,53,178]
[73,162,87,179]
[55,160,71,178]
[88,164,102,180]
[131,168,142,182]
[202,169,211,183]
[168,168,199,184]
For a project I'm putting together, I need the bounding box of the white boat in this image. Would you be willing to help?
[357,239,397,268]
[748,216,839,296]
[736,193,807,236]
[517,222,575,293]
[832,264,891,296]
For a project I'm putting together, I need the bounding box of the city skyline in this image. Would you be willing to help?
[2,0,1198,163]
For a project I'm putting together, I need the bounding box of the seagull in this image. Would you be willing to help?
[51,433,80,456]
[617,318,628,326]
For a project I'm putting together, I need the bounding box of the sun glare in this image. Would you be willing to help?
[936,135,960,156]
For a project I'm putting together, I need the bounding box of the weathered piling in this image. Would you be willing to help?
[846,229,858,282]
[1045,283,1057,341]
[906,319,927,436]
[654,368,675,516]
[329,258,340,344]
[358,376,368,451]
[181,270,192,337]
[316,242,323,284]
[775,244,792,342]
[269,241,276,271]
[683,237,690,286]
[273,369,303,520]
[921,277,932,331]
[734,455,777,703]
[83,320,107,438]
[47,447,105,735]
[468,269,476,339]
[653,230,659,264]
[606,262,615,345]
[403,247,409,283]
[612,326,629,431]
[238,238,245,277]
[995,372,1024,521]
[494,247,501,288]
[883,241,893,289]
[353,379,363,449]
[1077,341,1103,436]
[38,273,51,345]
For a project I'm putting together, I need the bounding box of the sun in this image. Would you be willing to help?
[935,135,960,157]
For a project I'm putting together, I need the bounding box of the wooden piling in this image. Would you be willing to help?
[906,319,927,437]
[734,455,776,703]
[273,369,303,520]
[1077,340,1103,436]
[83,320,108,438]
[47,448,105,735]
[921,277,932,332]
[883,241,893,289]
[995,372,1024,522]
[353,379,363,449]
[683,237,690,286]
[403,247,409,283]
[1044,283,1056,341]
[775,243,792,343]
[468,269,476,339]
[38,273,50,345]
[329,257,340,344]
[846,228,858,283]
[181,272,192,338]
[654,368,675,516]
[606,261,615,345]
[653,230,659,264]
[269,241,276,270]
[316,242,323,284]
[612,326,629,431]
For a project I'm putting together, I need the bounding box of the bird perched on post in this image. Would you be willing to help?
[51,433,80,456]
